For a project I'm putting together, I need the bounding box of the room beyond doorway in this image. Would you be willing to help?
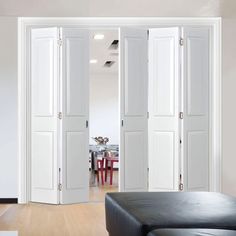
[88,29,119,202]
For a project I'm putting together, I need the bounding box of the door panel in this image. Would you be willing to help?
[148,28,180,191]
[120,28,148,192]
[66,132,87,189]
[32,39,54,116]
[60,28,89,204]
[124,38,146,116]
[124,131,146,190]
[152,131,175,190]
[187,131,208,190]
[65,38,87,116]
[32,132,54,189]
[182,27,209,191]
[31,28,59,204]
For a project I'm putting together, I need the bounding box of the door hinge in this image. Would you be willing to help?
[179,112,184,120]
[86,120,89,128]
[121,120,124,127]
[179,174,183,191]
[179,37,184,46]
[57,39,62,46]
[180,139,182,145]
[58,183,62,191]
[57,112,62,120]
[147,30,149,40]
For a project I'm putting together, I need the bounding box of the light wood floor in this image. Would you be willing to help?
[89,170,118,202]
[0,203,108,236]
[0,172,119,236]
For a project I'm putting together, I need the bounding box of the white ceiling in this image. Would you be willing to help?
[89,29,118,75]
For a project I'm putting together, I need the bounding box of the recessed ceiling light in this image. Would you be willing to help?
[90,59,98,64]
[94,34,105,40]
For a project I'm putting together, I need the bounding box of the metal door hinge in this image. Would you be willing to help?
[86,120,89,128]
[58,112,62,120]
[58,183,62,191]
[179,174,183,191]
[121,120,124,127]
[147,30,149,40]
[180,139,182,144]
[179,38,184,46]
[57,39,62,46]
[179,112,184,120]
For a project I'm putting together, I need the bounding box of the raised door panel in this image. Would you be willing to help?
[124,38,146,116]
[186,37,208,116]
[32,38,54,117]
[65,132,87,189]
[186,131,208,190]
[32,132,54,190]
[65,38,87,116]
[124,131,146,190]
[153,37,175,117]
[149,132,175,190]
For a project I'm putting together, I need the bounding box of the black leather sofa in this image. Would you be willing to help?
[105,192,236,236]
[147,229,236,236]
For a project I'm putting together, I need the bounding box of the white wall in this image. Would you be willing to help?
[1,0,236,197]
[89,73,119,145]
[0,17,18,198]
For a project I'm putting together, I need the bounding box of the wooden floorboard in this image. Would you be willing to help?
[0,203,108,236]
[89,170,118,202]
[0,172,119,235]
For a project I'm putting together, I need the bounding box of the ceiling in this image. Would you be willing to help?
[89,29,119,75]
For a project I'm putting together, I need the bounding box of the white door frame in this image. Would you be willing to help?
[18,17,222,203]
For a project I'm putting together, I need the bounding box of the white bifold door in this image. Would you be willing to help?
[119,28,148,192]
[148,27,209,192]
[30,26,209,204]
[148,28,180,191]
[60,28,89,204]
[31,28,60,204]
[182,28,209,191]
[31,27,89,204]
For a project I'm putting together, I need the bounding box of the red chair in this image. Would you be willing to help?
[104,156,119,185]
[96,159,104,185]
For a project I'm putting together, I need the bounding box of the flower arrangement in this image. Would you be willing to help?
[92,136,109,145]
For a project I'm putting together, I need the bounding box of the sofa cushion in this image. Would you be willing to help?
[147,229,236,236]
[105,192,236,236]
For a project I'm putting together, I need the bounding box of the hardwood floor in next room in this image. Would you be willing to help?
[89,170,118,202]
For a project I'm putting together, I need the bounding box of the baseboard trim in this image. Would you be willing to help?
[0,198,18,204]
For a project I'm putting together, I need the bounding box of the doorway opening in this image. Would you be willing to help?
[88,29,119,202]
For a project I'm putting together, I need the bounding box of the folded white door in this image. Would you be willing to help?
[119,28,148,192]
[148,28,180,191]
[31,28,59,204]
[182,27,209,191]
[60,28,89,203]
